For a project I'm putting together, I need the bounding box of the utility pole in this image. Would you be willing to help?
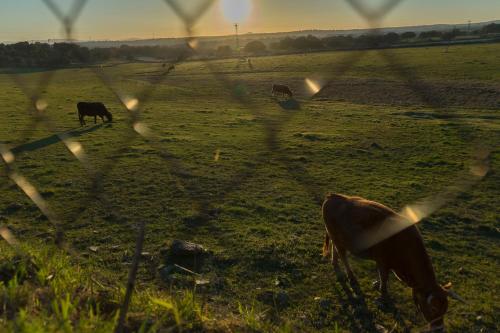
[234,23,240,56]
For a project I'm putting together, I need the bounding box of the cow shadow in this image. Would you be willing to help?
[278,98,301,110]
[332,265,410,332]
[332,266,378,332]
[11,124,107,154]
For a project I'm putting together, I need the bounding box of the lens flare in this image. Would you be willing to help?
[0,146,15,164]
[35,99,48,112]
[220,0,252,22]
[133,122,150,137]
[305,78,322,95]
[10,173,49,217]
[0,226,18,246]
[188,38,199,50]
[123,97,139,112]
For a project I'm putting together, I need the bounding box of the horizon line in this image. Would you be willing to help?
[2,18,499,44]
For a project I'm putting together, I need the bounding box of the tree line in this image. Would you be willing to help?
[0,42,192,68]
[1,23,499,68]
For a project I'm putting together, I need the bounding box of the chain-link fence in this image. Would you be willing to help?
[0,0,494,332]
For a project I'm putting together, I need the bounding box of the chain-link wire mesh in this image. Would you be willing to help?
[0,0,494,332]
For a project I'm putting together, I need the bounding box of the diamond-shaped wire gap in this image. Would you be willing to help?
[86,56,206,177]
[163,0,216,31]
[56,67,187,233]
[344,0,405,25]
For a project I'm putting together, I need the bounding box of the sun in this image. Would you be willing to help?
[220,0,253,23]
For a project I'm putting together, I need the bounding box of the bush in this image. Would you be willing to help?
[244,40,267,54]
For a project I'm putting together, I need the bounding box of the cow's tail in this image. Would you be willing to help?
[323,230,331,258]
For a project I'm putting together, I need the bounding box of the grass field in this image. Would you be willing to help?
[0,43,499,332]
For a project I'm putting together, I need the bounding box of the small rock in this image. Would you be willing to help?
[476,315,483,321]
[458,267,467,274]
[170,240,206,257]
[89,246,99,253]
[370,142,383,150]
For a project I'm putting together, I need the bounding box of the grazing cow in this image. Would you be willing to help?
[77,102,112,126]
[322,193,465,332]
[272,84,293,98]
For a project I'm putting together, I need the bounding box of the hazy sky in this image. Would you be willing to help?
[1,0,499,41]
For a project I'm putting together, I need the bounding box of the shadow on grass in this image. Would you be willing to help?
[278,98,301,110]
[332,265,377,332]
[11,124,109,154]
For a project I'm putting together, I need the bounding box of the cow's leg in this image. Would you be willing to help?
[337,247,357,283]
[331,246,340,268]
[94,116,97,124]
[377,265,389,298]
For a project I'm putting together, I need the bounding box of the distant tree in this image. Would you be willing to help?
[269,42,281,50]
[481,23,500,34]
[419,30,442,39]
[355,34,384,48]
[216,45,233,58]
[322,35,355,49]
[278,35,324,51]
[383,32,400,44]
[401,31,417,39]
[244,40,267,54]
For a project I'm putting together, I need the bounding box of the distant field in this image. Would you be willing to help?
[0,43,499,332]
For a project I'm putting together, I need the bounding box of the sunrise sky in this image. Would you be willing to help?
[1,0,499,42]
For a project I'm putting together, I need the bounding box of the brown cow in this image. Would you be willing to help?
[322,193,465,332]
[272,84,293,98]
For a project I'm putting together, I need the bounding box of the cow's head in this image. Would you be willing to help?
[105,111,113,122]
[414,283,466,331]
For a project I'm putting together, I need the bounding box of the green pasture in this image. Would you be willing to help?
[0,43,499,332]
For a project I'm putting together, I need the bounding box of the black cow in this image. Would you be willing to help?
[77,102,112,126]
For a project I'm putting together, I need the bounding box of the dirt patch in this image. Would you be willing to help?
[134,70,500,109]
[312,78,500,109]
